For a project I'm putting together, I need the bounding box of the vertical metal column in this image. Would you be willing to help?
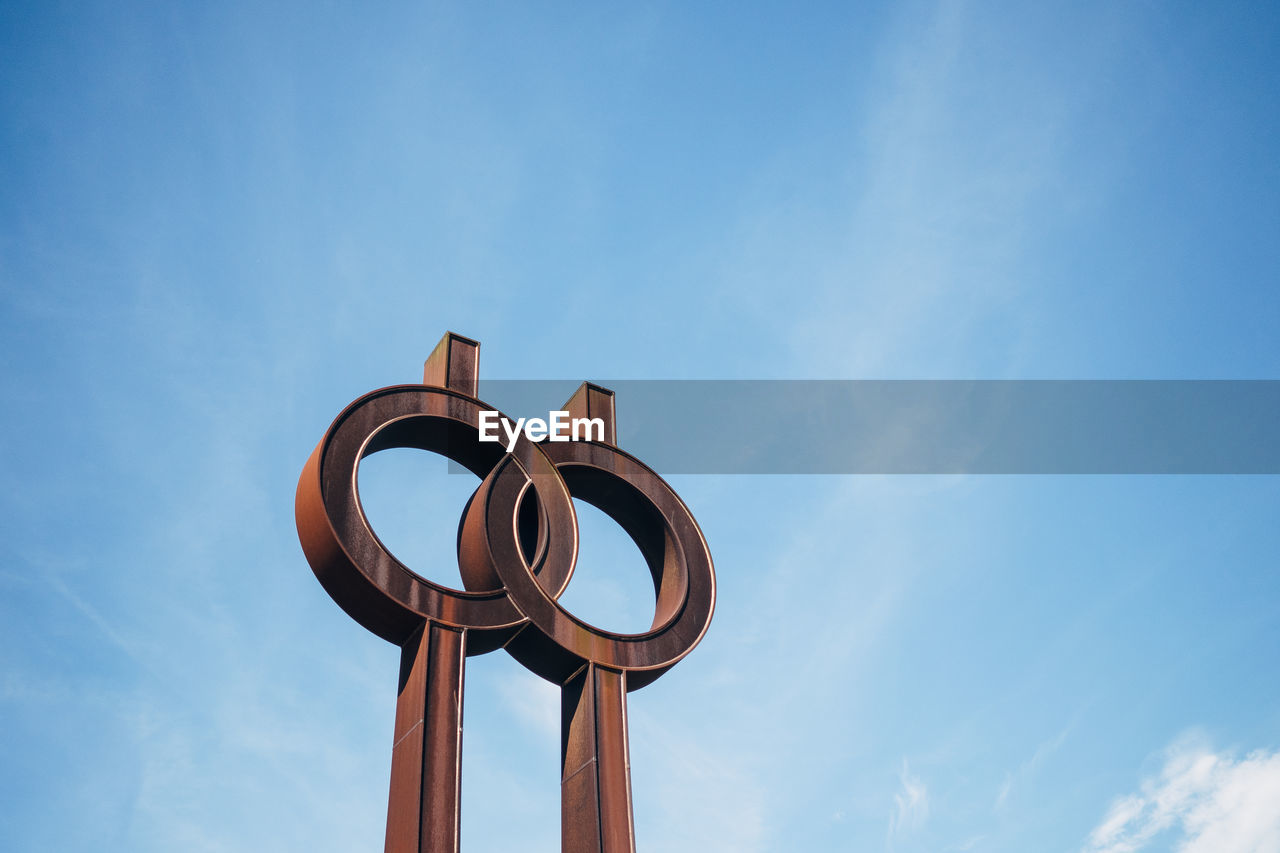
[561,664,635,853]
[385,623,467,853]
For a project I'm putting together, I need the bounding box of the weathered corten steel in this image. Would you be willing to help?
[295,332,716,853]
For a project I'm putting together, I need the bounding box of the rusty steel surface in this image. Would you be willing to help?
[295,332,716,853]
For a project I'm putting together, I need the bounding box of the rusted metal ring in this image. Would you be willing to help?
[460,441,716,690]
[295,384,577,647]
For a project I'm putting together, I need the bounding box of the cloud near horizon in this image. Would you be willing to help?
[1082,737,1280,853]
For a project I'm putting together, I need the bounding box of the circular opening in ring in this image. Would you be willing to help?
[353,412,554,596]
[354,412,510,594]
[554,464,686,637]
[555,497,659,634]
[514,482,541,574]
[356,447,482,592]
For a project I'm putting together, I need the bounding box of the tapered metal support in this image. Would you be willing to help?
[386,623,467,853]
[561,664,635,853]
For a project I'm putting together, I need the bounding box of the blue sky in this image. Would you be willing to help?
[3,1,1279,851]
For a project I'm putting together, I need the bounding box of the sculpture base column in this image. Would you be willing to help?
[561,663,635,853]
[386,622,466,853]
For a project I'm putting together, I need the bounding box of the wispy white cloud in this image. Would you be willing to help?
[43,570,141,664]
[996,721,1072,810]
[888,759,930,845]
[1082,735,1280,853]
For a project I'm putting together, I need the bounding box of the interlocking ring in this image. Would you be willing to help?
[295,382,584,651]
[460,441,715,689]
[295,369,714,683]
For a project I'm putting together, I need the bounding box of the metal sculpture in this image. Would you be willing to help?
[295,332,716,853]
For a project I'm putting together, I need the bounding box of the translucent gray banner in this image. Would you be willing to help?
[460,381,1280,474]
